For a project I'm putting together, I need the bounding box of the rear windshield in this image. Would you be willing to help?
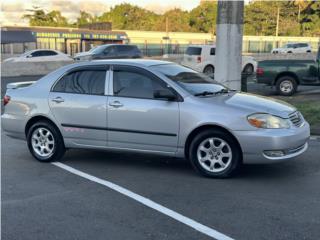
[186,47,202,56]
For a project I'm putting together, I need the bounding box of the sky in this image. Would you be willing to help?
[0,0,202,26]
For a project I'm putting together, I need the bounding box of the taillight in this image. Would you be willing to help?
[3,95,10,106]
[256,67,264,76]
[197,56,202,63]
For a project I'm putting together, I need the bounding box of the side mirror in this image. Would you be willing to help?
[154,89,177,101]
[26,55,32,58]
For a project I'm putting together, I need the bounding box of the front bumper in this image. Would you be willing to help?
[234,122,310,164]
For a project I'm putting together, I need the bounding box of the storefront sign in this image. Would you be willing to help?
[33,32,127,40]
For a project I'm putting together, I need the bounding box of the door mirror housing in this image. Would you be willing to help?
[154,89,177,101]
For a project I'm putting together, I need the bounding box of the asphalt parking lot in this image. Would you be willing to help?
[2,75,320,240]
[2,131,320,240]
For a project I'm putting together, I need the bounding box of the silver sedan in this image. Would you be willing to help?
[1,60,310,178]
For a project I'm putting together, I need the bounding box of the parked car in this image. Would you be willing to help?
[74,44,143,61]
[181,45,257,76]
[257,46,320,96]
[3,49,72,62]
[271,43,312,54]
[2,60,309,178]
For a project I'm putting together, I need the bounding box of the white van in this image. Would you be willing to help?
[181,45,257,75]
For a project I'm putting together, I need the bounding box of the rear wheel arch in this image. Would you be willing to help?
[203,64,215,73]
[25,115,62,138]
[184,125,243,160]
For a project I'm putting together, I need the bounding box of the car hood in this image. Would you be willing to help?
[3,57,19,62]
[200,92,296,118]
[74,52,91,58]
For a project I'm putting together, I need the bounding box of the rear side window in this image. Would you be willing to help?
[186,47,202,55]
[298,43,308,48]
[53,70,106,95]
[116,45,134,53]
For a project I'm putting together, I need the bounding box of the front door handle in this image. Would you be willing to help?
[51,97,64,103]
[109,101,123,108]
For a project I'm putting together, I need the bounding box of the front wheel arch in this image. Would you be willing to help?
[184,125,243,161]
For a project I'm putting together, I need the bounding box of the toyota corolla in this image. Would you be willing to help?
[1,60,310,178]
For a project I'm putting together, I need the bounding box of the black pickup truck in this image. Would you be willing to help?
[256,46,320,96]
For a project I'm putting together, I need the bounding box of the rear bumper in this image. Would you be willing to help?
[1,113,26,140]
[234,122,310,164]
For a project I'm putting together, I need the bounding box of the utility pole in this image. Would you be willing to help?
[215,0,244,90]
[276,7,280,37]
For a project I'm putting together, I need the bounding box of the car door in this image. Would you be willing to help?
[107,65,180,153]
[102,46,117,59]
[49,65,109,147]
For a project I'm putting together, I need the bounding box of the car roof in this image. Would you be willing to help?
[68,59,174,68]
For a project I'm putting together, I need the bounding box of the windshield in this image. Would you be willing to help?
[90,45,109,54]
[21,50,34,57]
[151,64,227,95]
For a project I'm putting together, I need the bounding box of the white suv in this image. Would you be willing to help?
[181,45,257,76]
[271,43,312,54]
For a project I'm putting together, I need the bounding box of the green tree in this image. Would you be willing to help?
[154,8,191,32]
[23,7,69,27]
[76,11,96,26]
[189,1,217,33]
[300,1,320,36]
[99,3,159,30]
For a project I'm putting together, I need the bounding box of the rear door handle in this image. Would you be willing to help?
[109,101,123,108]
[51,97,64,103]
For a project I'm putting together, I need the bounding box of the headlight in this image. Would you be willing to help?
[247,113,290,129]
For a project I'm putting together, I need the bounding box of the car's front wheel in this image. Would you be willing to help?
[189,129,242,178]
[27,121,65,162]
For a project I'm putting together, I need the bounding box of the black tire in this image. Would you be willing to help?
[188,129,242,178]
[243,64,254,75]
[287,51,293,53]
[203,65,215,76]
[276,76,298,96]
[27,121,65,162]
[306,50,311,53]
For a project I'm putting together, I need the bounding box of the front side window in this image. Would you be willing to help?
[43,51,58,56]
[152,64,227,96]
[53,70,106,95]
[113,67,169,99]
[31,51,44,57]
[210,48,216,55]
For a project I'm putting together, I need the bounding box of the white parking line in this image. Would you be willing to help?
[52,162,234,240]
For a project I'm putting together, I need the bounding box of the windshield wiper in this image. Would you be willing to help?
[194,91,215,96]
[213,89,231,95]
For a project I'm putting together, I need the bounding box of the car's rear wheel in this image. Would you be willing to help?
[243,64,254,75]
[27,121,65,162]
[189,129,242,178]
[203,65,214,76]
[276,76,297,96]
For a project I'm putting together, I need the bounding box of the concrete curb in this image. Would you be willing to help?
[310,135,320,141]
